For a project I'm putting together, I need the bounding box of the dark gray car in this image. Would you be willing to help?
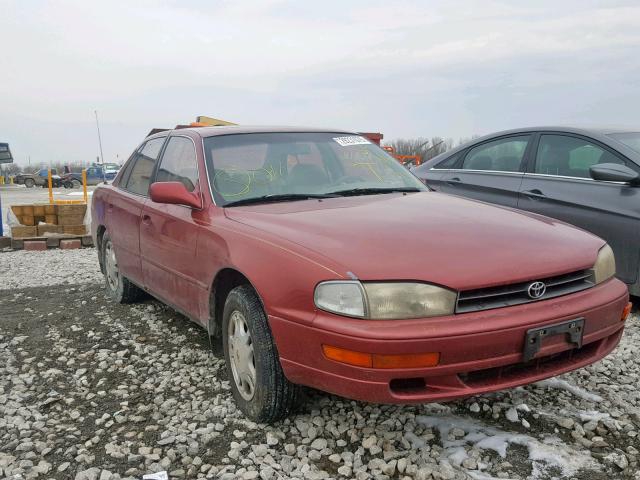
[413,127,640,295]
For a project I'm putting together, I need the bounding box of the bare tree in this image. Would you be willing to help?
[2,163,23,175]
[384,136,455,161]
[456,135,481,147]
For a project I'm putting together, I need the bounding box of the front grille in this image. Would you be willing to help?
[456,269,594,313]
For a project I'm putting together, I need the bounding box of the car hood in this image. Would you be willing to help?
[224,192,604,290]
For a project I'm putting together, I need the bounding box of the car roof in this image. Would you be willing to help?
[147,125,356,140]
[468,125,639,138]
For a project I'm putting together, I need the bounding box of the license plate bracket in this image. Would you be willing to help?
[523,318,584,362]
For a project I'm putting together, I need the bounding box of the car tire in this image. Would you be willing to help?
[24,178,34,188]
[101,232,143,303]
[222,285,299,422]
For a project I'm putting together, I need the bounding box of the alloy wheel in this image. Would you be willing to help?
[104,241,120,292]
[227,310,256,401]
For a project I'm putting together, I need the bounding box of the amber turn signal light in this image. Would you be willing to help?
[621,302,632,321]
[322,345,440,369]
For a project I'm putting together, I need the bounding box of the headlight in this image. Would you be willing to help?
[314,281,456,319]
[592,244,616,284]
[363,283,457,319]
[314,281,366,318]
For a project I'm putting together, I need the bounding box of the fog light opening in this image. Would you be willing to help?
[390,377,427,393]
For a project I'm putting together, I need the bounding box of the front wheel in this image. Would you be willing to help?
[24,178,35,188]
[222,285,299,422]
[101,232,143,303]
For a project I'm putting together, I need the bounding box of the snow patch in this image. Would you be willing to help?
[535,377,603,402]
[578,410,610,422]
[416,414,599,479]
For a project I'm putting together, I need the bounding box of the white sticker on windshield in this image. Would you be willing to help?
[333,136,371,146]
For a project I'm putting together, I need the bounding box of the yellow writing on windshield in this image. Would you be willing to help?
[212,169,252,197]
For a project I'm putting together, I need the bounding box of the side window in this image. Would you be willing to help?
[433,151,464,169]
[123,137,165,195]
[156,137,199,192]
[118,153,139,186]
[535,134,628,179]
[462,136,530,172]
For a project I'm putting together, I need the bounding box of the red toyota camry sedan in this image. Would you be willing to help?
[92,126,631,422]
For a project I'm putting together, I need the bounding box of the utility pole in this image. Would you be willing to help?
[94,110,107,184]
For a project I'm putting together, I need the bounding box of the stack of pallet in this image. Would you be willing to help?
[10,204,87,238]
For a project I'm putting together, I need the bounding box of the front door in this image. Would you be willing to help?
[518,133,640,285]
[437,135,532,207]
[140,136,206,320]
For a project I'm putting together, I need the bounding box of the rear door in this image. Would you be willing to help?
[518,133,640,285]
[106,137,165,285]
[436,135,532,207]
[139,135,205,319]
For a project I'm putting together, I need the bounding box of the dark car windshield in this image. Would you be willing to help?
[203,132,426,206]
[607,132,640,154]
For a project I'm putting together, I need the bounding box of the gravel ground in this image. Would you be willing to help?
[0,249,103,289]
[1,248,639,480]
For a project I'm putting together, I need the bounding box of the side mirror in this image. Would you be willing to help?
[149,182,202,209]
[589,163,640,185]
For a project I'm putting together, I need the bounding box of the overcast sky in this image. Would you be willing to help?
[1,0,639,166]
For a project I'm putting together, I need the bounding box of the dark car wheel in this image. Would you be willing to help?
[222,285,299,422]
[101,232,143,303]
[24,178,35,188]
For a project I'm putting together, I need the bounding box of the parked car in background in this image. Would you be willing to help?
[413,127,640,296]
[14,168,62,188]
[92,126,630,422]
[62,165,117,188]
[103,162,121,176]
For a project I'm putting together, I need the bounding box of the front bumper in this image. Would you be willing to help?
[270,278,629,403]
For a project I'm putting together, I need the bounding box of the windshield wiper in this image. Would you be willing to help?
[330,187,423,197]
[224,193,339,207]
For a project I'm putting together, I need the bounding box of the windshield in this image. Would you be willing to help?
[607,132,640,153]
[204,132,426,206]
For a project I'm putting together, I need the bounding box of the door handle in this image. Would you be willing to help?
[107,203,113,212]
[522,189,546,199]
[142,214,151,225]
[446,177,462,185]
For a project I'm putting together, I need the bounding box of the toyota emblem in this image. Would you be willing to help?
[527,281,546,299]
